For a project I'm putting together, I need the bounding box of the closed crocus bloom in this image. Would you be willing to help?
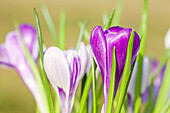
[44,42,88,113]
[0,24,49,113]
[90,26,140,112]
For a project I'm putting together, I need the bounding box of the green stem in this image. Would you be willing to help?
[78,67,93,113]
[114,30,135,113]
[34,8,54,113]
[112,0,124,26]
[106,47,116,113]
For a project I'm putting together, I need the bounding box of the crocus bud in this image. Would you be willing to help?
[44,42,88,113]
[90,26,140,112]
[0,24,48,113]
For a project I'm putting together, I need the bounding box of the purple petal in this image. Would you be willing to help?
[90,26,140,112]
[90,26,108,111]
[19,24,39,61]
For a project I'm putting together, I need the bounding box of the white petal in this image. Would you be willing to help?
[44,47,70,96]
[77,42,88,81]
[164,28,170,49]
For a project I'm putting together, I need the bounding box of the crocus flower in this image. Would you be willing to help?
[44,42,88,113]
[90,26,140,112]
[127,56,166,112]
[0,24,49,113]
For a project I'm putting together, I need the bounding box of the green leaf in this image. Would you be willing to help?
[102,11,108,26]
[40,3,58,45]
[59,10,66,50]
[103,9,115,30]
[112,0,124,26]
[106,46,116,113]
[134,97,141,113]
[76,19,89,51]
[78,67,93,113]
[78,21,90,43]
[34,8,54,113]
[135,0,148,110]
[153,57,170,113]
[92,58,97,113]
[114,30,135,113]
[160,98,170,113]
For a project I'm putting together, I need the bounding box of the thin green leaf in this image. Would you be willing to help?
[78,67,93,113]
[102,11,108,26]
[54,92,61,113]
[78,21,90,43]
[112,0,124,26]
[153,57,170,113]
[76,19,89,51]
[160,98,170,113]
[103,9,115,30]
[134,97,141,113]
[59,10,66,50]
[135,0,148,110]
[14,22,50,113]
[92,58,97,113]
[40,3,58,45]
[106,46,116,113]
[34,8,54,113]
[81,75,88,113]
[114,30,135,113]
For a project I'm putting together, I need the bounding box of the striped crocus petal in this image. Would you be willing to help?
[44,42,88,113]
[90,26,140,112]
[0,24,48,113]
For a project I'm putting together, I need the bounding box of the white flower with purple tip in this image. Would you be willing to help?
[0,24,49,113]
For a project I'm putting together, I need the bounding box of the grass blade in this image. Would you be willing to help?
[106,46,116,113]
[76,19,89,51]
[92,58,97,113]
[78,21,90,43]
[114,30,135,113]
[135,0,148,110]
[153,57,170,113]
[112,0,124,26]
[59,10,66,50]
[102,11,108,26]
[103,9,115,30]
[78,67,93,113]
[34,8,54,113]
[40,3,58,45]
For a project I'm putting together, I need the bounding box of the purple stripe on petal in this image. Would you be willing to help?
[44,42,88,113]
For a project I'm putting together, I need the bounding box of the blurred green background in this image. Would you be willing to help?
[0,0,169,113]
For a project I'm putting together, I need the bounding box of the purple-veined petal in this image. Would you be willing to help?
[78,42,88,82]
[44,47,70,97]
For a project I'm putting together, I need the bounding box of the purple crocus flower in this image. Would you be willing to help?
[90,26,140,112]
[0,24,49,113]
[44,42,88,113]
